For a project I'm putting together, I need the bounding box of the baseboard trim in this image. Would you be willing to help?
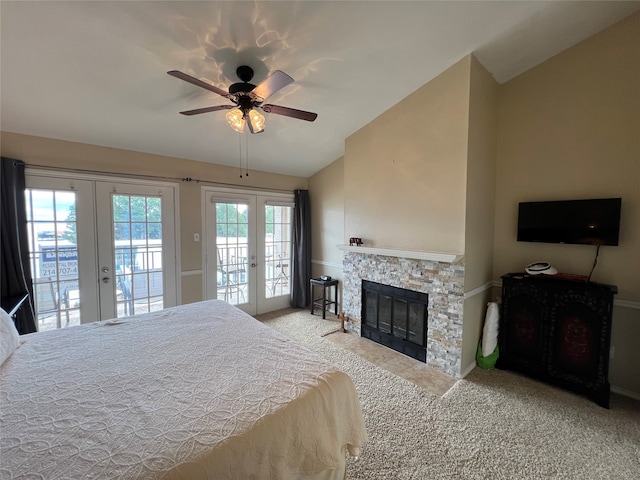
[614,298,640,310]
[460,362,477,379]
[463,281,494,300]
[611,385,640,402]
[311,259,343,269]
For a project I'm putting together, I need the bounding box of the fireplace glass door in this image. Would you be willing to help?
[362,280,428,362]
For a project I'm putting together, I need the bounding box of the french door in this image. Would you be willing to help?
[203,188,293,315]
[95,182,177,320]
[25,173,178,330]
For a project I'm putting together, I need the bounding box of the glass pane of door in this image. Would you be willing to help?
[215,201,249,306]
[265,204,292,298]
[25,188,81,331]
[112,194,164,317]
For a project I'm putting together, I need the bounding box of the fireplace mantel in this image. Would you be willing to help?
[337,244,463,263]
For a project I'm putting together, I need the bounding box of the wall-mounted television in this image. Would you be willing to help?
[517,198,622,246]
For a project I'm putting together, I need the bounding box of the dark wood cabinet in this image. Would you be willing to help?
[497,273,616,408]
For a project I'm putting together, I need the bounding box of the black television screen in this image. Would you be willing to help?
[517,198,621,246]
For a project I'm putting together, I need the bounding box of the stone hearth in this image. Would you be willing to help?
[342,251,465,377]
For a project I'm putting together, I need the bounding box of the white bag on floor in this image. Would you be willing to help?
[482,302,499,357]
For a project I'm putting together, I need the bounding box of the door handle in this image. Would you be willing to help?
[251,263,257,268]
[102,277,110,284]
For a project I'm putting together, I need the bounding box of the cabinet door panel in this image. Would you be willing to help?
[506,295,545,365]
[498,278,548,374]
[548,287,613,391]
[553,304,599,375]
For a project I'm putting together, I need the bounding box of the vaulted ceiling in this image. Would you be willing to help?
[2,1,638,177]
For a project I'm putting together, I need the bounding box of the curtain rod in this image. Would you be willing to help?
[24,163,296,193]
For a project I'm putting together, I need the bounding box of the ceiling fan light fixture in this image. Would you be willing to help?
[226,107,245,133]
[248,109,265,134]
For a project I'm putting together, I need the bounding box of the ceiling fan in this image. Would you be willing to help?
[167,66,318,134]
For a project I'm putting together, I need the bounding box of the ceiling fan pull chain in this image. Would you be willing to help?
[245,131,250,177]
[239,131,243,179]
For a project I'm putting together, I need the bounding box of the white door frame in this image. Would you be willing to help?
[202,186,294,315]
[25,168,181,322]
[95,181,178,320]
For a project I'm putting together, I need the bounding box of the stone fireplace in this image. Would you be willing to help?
[340,247,465,377]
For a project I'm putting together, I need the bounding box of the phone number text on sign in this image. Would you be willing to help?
[40,261,78,278]
[40,247,79,279]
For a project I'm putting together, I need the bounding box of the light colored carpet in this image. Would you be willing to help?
[255,308,640,480]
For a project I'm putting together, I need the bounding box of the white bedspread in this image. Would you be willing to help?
[0,300,366,479]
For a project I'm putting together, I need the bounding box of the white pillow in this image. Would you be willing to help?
[1,308,20,366]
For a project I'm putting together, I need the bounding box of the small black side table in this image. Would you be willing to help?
[310,278,339,319]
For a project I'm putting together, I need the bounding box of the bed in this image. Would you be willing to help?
[0,300,367,479]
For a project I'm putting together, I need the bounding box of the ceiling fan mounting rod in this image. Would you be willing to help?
[236,65,254,83]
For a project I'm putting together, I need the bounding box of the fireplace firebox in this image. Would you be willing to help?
[361,280,428,362]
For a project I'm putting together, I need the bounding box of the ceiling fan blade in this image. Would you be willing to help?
[167,70,229,98]
[179,105,233,116]
[252,70,294,101]
[261,104,318,122]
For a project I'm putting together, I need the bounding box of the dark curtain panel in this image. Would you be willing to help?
[290,189,311,308]
[1,158,37,334]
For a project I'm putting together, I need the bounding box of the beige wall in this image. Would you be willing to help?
[309,157,345,306]
[609,307,640,393]
[464,57,498,291]
[309,156,345,268]
[344,57,471,254]
[494,13,640,396]
[1,132,307,303]
[330,56,498,376]
[461,56,499,373]
[338,55,500,375]
[494,13,639,299]
[311,13,639,396]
